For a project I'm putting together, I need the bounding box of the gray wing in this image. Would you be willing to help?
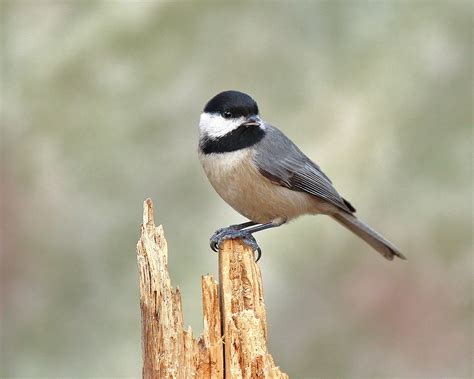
[254,124,355,214]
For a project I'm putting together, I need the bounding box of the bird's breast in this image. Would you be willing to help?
[199,148,322,223]
[199,148,258,207]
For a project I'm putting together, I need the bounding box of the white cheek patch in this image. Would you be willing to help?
[199,112,244,139]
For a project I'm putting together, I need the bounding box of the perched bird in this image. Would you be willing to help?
[198,90,405,261]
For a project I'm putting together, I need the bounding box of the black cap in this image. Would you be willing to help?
[204,90,259,118]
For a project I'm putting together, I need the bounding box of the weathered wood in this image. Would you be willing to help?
[219,240,288,379]
[136,199,223,378]
[136,198,286,378]
[198,275,224,378]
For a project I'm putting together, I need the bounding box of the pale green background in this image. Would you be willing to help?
[1,1,472,378]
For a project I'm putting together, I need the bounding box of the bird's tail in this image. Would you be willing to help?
[331,211,406,261]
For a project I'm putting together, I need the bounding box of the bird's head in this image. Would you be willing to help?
[199,90,262,139]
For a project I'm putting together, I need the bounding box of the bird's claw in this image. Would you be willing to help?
[209,227,262,261]
[209,226,245,252]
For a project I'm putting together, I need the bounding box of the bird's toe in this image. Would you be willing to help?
[209,228,262,261]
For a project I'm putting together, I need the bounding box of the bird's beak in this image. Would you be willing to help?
[241,115,261,127]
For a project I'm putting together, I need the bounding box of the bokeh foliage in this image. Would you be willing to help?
[1,1,472,377]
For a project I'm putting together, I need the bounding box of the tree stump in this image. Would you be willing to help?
[136,199,287,378]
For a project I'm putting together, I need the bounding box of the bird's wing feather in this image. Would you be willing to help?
[254,125,355,213]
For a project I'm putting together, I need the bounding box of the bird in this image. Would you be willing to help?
[198,90,405,261]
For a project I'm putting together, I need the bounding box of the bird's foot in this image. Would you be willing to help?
[211,224,240,237]
[212,222,254,236]
[209,227,262,261]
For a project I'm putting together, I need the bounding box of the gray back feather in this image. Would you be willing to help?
[254,124,355,214]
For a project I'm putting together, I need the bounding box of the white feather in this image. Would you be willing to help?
[199,112,245,139]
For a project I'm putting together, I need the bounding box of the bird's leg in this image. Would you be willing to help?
[232,221,258,230]
[212,221,258,236]
[242,219,286,234]
[209,219,286,261]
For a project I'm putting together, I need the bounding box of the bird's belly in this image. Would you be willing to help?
[199,150,321,223]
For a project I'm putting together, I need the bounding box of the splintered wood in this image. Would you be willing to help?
[136,199,222,378]
[136,198,287,378]
[219,240,288,379]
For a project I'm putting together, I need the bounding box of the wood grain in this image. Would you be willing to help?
[136,199,286,378]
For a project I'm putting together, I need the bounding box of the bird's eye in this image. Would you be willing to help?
[223,111,232,119]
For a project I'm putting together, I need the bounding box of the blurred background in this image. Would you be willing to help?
[1,1,472,377]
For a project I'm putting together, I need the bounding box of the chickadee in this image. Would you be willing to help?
[198,90,405,261]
